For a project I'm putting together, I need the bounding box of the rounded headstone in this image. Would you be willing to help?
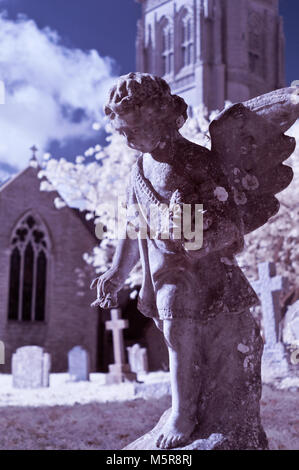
[68,346,90,382]
[12,346,50,388]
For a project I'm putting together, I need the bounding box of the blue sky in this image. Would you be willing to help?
[0,0,298,179]
[280,0,299,85]
[0,0,141,75]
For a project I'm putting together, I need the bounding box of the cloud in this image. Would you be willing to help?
[0,12,116,170]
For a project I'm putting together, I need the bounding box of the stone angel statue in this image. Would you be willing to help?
[91,72,299,450]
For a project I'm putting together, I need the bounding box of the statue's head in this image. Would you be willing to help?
[104,72,188,152]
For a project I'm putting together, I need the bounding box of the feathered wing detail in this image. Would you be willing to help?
[209,87,299,235]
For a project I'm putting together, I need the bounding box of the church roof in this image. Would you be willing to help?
[0,174,11,189]
[0,161,98,240]
[0,166,31,192]
[71,208,97,239]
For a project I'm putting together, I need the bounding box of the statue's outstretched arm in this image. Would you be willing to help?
[90,234,139,309]
[111,233,140,281]
[90,170,141,309]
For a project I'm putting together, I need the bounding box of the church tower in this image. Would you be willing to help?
[136,0,285,111]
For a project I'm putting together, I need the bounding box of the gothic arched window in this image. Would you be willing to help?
[8,213,50,322]
[158,18,174,77]
[179,13,194,69]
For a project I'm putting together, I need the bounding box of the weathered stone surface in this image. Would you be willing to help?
[124,409,226,450]
[251,261,289,379]
[143,321,169,371]
[125,311,268,450]
[210,89,298,235]
[68,346,90,382]
[12,346,50,388]
[92,75,298,450]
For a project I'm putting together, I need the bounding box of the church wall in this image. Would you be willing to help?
[41,203,98,372]
[0,167,98,372]
[141,0,198,109]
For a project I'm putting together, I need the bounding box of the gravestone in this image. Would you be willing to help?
[127,344,149,375]
[282,300,299,348]
[0,341,4,365]
[251,262,289,379]
[12,346,50,388]
[105,308,137,384]
[68,346,90,382]
[282,301,299,367]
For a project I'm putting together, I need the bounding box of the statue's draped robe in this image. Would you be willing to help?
[125,151,267,450]
[127,152,260,321]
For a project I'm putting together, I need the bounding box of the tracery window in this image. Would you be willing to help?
[8,213,49,322]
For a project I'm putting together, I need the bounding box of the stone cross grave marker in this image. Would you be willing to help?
[105,308,137,384]
[12,346,50,388]
[68,346,90,382]
[251,261,289,377]
[252,262,288,347]
[127,344,149,375]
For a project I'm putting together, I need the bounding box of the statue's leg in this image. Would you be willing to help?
[198,309,268,450]
[153,318,163,332]
[155,318,202,449]
[125,310,268,451]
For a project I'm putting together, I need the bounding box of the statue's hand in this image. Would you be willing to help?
[90,266,123,309]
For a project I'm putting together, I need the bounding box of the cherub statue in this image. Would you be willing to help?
[91,73,299,450]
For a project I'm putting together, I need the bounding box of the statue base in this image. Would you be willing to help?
[105,363,137,384]
[124,407,268,451]
[125,310,269,451]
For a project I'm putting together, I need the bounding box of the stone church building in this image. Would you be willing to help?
[0,157,101,372]
[0,156,167,373]
[136,0,285,111]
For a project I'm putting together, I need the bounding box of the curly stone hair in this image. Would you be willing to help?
[104,72,188,129]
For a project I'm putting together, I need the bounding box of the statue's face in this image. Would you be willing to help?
[113,111,162,153]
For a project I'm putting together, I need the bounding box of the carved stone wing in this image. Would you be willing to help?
[209,87,299,234]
